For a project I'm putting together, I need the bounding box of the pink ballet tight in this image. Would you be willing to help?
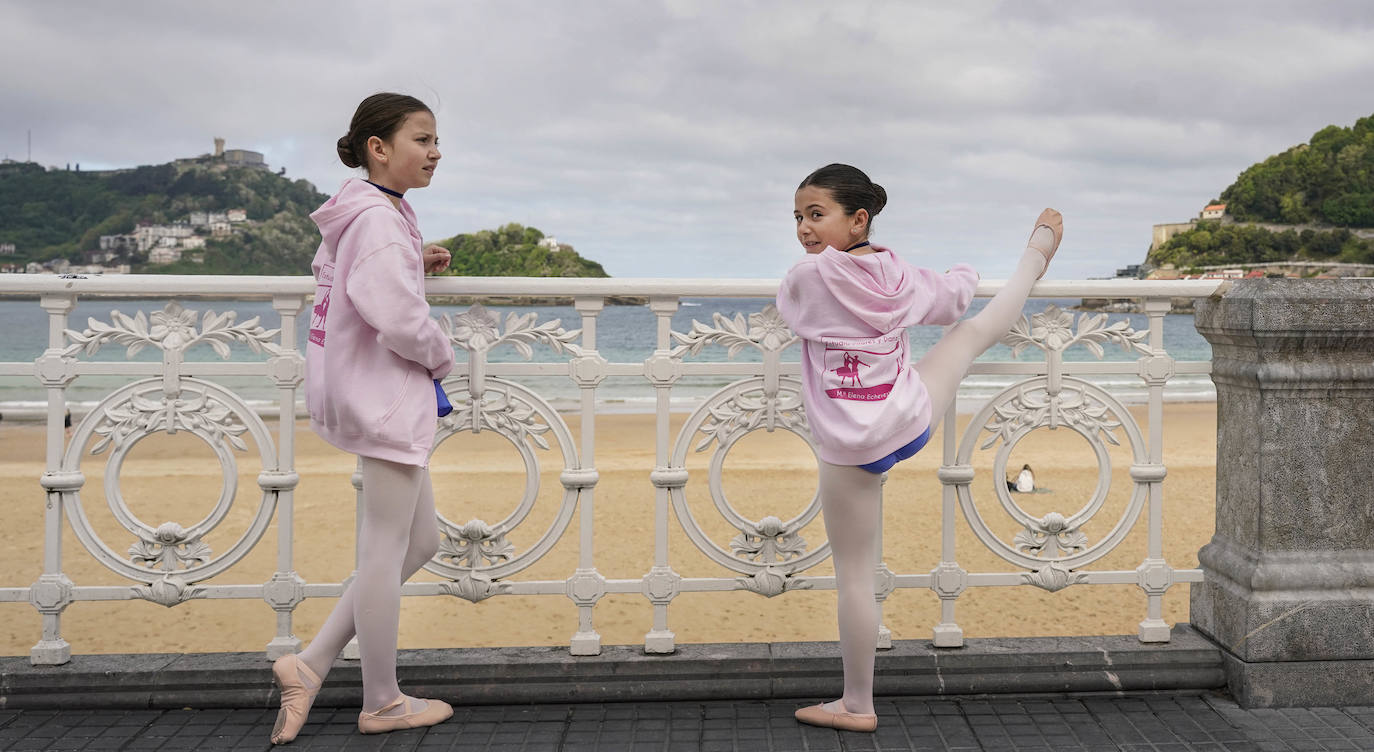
[819,246,1048,715]
[294,456,439,714]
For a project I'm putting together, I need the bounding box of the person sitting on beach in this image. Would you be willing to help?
[269,92,456,744]
[1015,463,1036,493]
[776,163,1062,732]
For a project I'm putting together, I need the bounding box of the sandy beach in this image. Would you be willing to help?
[0,402,1216,656]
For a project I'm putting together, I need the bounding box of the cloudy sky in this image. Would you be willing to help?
[3,1,1372,279]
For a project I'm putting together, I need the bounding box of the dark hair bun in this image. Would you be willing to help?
[798,163,888,233]
[336,136,361,169]
[337,93,431,171]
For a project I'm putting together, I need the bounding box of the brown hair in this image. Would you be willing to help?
[336,93,431,170]
[798,163,888,233]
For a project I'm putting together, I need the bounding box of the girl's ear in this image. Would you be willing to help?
[852,208,870,235]
[366,135,388,166]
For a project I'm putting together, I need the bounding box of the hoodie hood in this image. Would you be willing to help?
[310,178,419,256]
[815,245,919,333]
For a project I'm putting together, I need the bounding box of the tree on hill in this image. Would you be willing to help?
[1147,221,1374,268]
[435,223,608,277]
[1220,114,1374,227]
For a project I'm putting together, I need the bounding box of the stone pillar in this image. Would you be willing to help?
[1191,279,1374,707]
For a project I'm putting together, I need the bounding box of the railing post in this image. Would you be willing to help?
[1136,297,1176,642]
[263,294,306,658]
[1191,279,1374,707]
[565,296,606,655]
[643,296,683,653]
[30,293,77,665]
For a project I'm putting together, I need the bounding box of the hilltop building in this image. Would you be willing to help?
[175,138,269,171]
[1151,204,1229,252]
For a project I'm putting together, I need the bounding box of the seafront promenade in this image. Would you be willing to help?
[8,692,1374,751]
[1,274,1372,750]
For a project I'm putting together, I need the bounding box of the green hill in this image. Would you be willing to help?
[0,159,610,278]
[1220,114,1374,226]
[1146,113,1374,270]
[433,224,607,278]
[0,159,327,274]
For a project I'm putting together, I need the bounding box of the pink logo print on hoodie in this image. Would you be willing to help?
[309,263,334,347]
[824,335,903,401]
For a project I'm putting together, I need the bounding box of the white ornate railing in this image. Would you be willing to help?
[0,274,1225,663]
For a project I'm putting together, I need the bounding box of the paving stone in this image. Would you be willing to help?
[7,695,1374,750]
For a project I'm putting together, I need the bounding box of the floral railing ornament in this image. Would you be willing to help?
[739,565,814,598]
[128,522,213,571]
[446,383,555,449]
[1014,513,1089,558]
[670,305,796,358]
[1002,304,1150,359]
[439,519,516,569]
[441,303,583,358]
[730,515,808,564]
[88,389,251,456]
[132,575,207,608]
[64,301,282,360]
[981,381,1127,451]
[1023,562,1087,593]
[693,383,808,454]
[435,520,517,603]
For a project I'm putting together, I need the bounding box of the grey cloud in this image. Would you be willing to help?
[2,0,1372,280]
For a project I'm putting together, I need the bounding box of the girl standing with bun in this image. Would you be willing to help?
[270,92,456,744]
[777,163,1062,732]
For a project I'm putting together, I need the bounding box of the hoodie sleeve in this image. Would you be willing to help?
[912,263,980,326]
[343,215,454,379]
[775,259,826,340]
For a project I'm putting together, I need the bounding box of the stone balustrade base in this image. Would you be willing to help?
[0,626,1223,710]
[1220,651,1374,708]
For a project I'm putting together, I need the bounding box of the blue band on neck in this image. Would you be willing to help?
[844,241,871,252]
[365,180,405,199]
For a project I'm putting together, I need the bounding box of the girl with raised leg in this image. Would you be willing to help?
[776,163,1062,732]
[270,92,456,744]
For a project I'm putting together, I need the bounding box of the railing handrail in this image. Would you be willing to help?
[0,273,1228,299]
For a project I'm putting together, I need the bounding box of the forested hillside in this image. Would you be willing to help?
[1219,114,1374,227]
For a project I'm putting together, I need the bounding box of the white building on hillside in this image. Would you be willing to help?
[148,247,182,265]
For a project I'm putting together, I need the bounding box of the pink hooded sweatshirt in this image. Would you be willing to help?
[776,245,978,466]
[305,178,454,466]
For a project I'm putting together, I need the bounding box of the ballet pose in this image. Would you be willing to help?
[776,163,1062,732]
[270,92,456,744]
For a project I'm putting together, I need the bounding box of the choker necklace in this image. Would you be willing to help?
[365,180,405,199]
[844,241,871,252]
